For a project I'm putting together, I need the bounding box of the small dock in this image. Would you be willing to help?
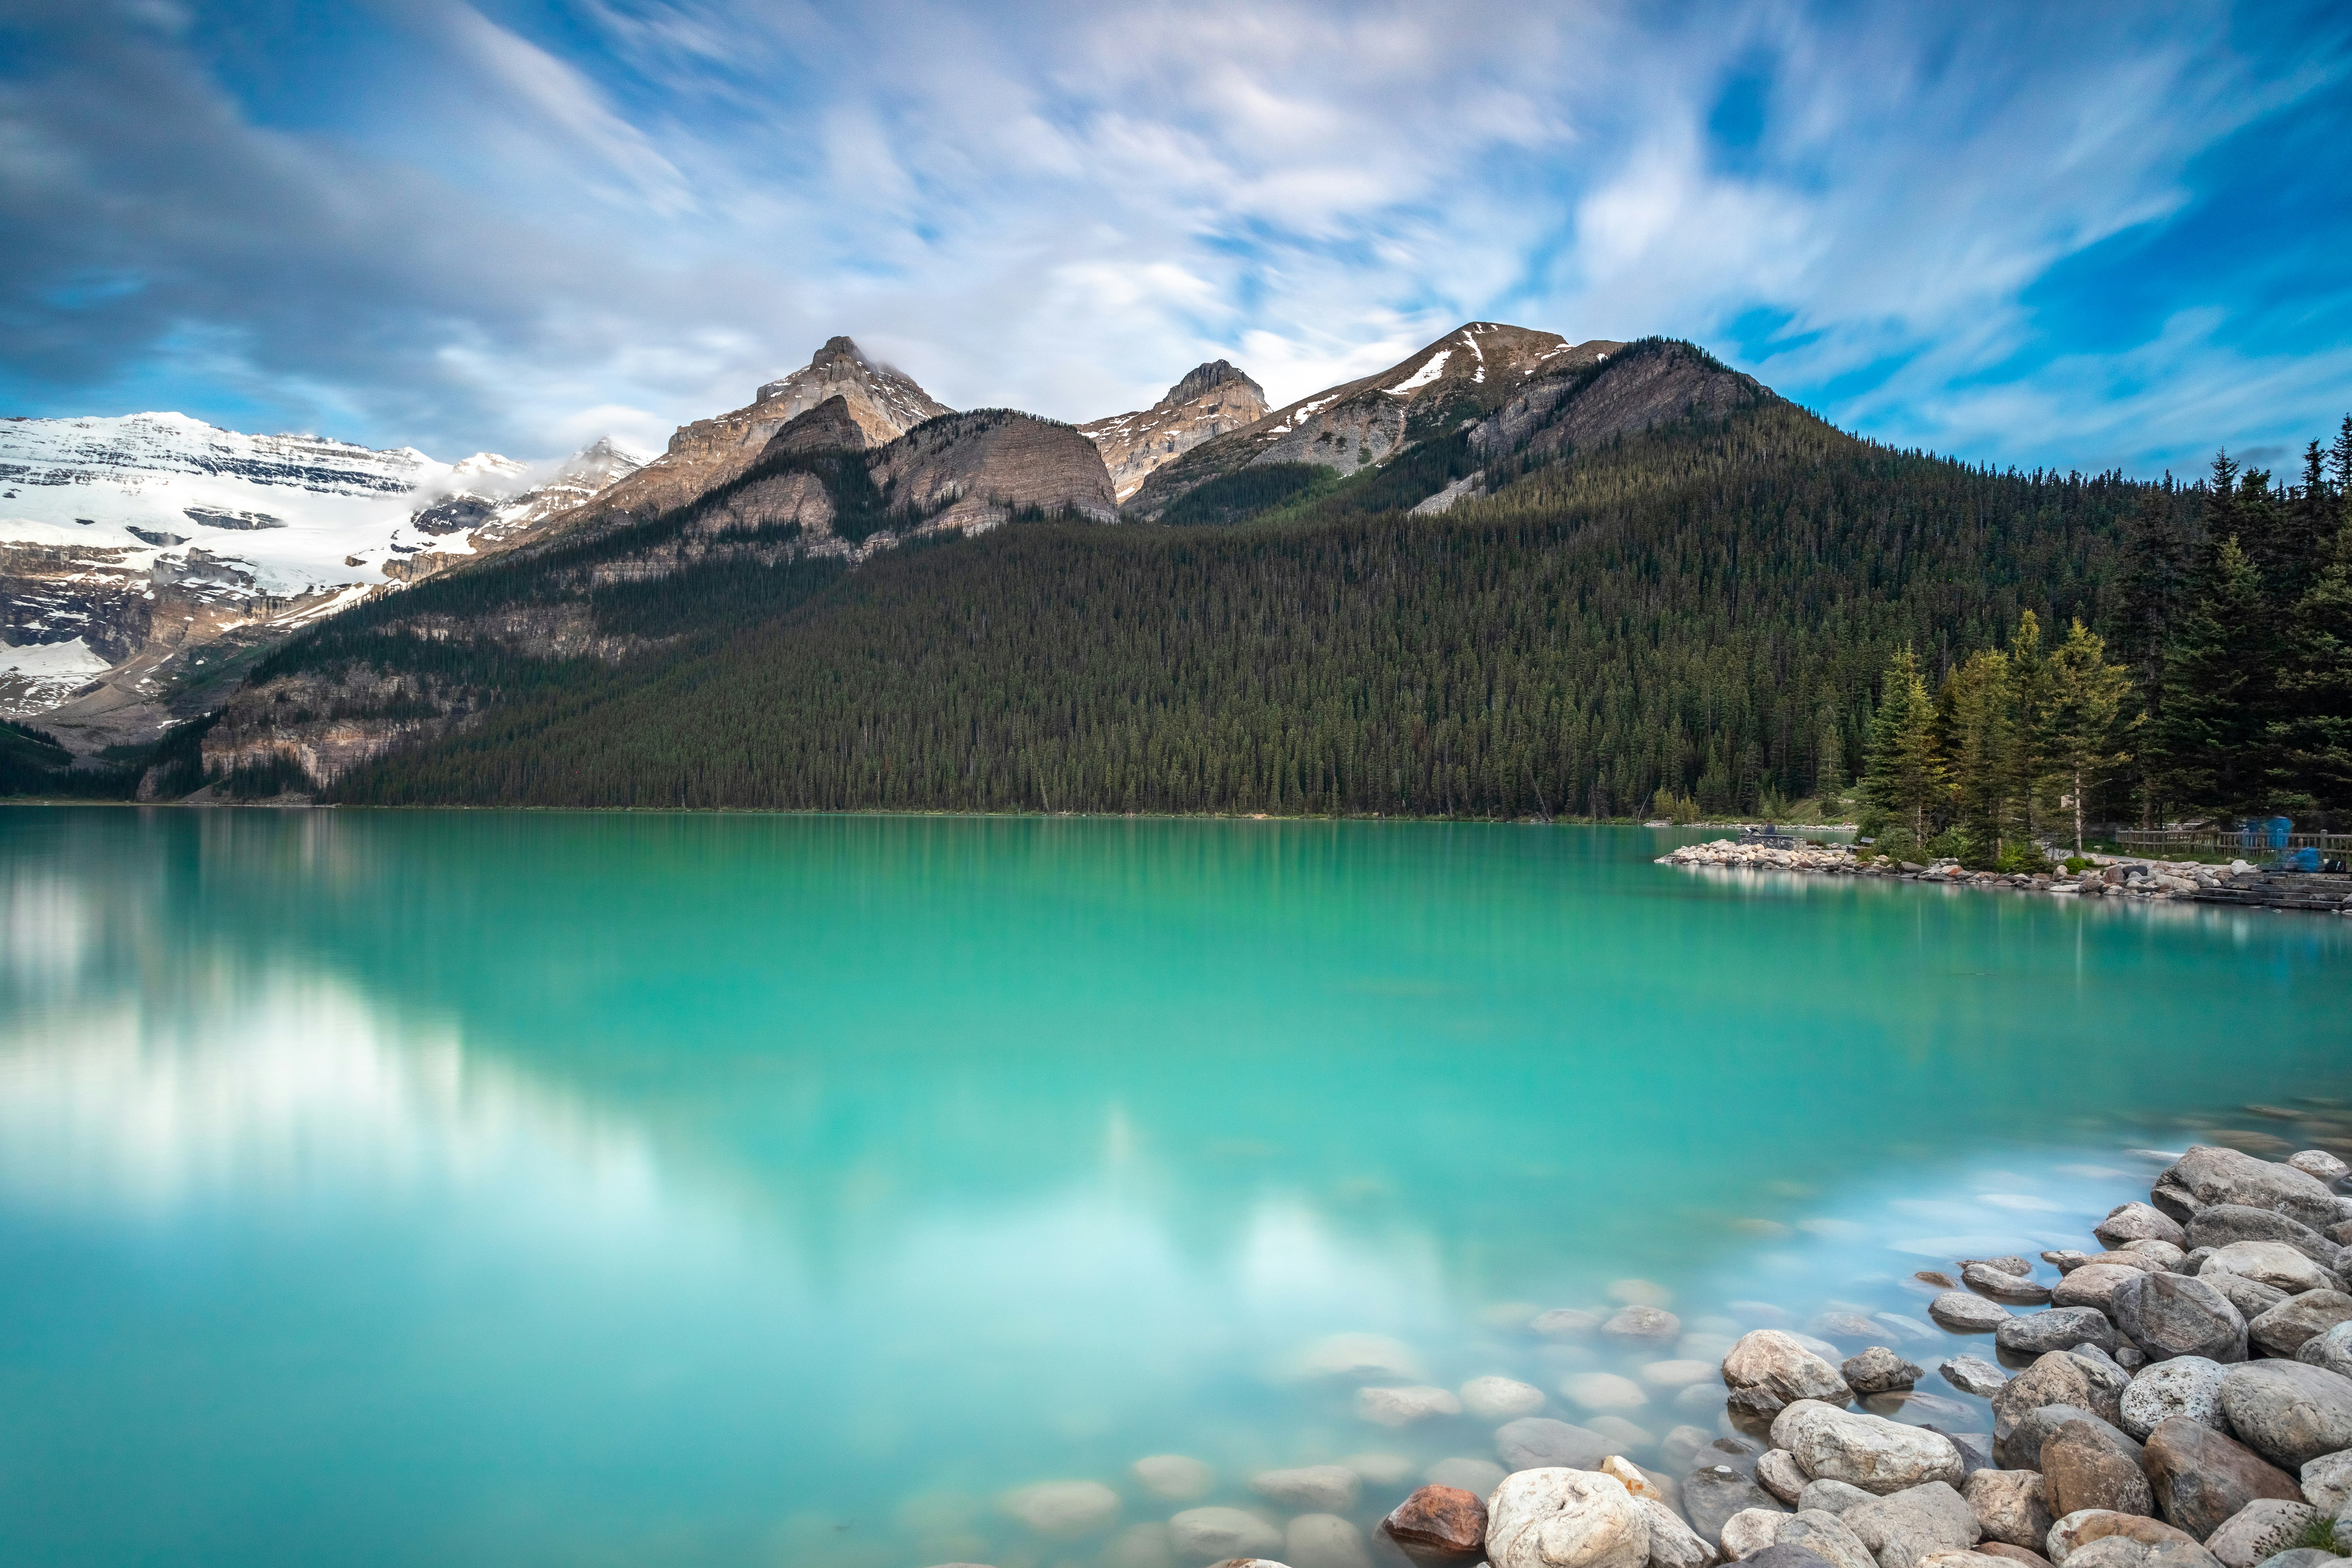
[2189,870,2352,913]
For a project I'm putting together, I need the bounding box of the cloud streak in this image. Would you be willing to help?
[1,0,2346,475]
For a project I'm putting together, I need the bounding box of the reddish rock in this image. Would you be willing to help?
[2041,1419,2154,1519]
[2141,1415,2304,1541]
[1383,1484,1488,1566]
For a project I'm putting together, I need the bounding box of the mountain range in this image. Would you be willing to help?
[1,324,2145,814]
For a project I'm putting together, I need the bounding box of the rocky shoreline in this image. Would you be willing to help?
[936,1135,2352,1568]
[1655,841,2331,909]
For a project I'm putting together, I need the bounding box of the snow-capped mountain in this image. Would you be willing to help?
[1127,324,1622,519]
[1078,361,1268,502]
[0,414,641,736]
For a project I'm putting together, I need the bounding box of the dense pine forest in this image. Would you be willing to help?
[1852,425,2352,857]
[317,397,2151,816]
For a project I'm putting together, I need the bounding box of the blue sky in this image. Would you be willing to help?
[3,0,2347,476]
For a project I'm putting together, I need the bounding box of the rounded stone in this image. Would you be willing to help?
[2298,1447,2352,1512]
[1968,1265,2056,1306]
[2038,1419,2152,1520]
[2298,1320,2352,1378]
[1725,1330,1857,1414]
[1757,1450,1809,1504]
[1536,1308,1606,1337]
[1383,1484,1488,1567]
[2202,1499,2319,1568]
[1768,1400,1967,1494]
[2111,1273,2248,1364]
[2055,1267,2148,1316]
[1641,1498,1720,1568]
[2201,1244,2333,1297]
[1723,1507,1788,1559]
[1845,1348,1925,1397]
[2217,1360,2352,1470]
[1943,1357,2013,1398]
[2140,1416,2302,1542]
[2248,1292,2352,1359]
[1964,1470,2054,1549]
[1462,1375,1549,1420]
[1644,1359,1720,1389]
[2287,1150,2350,1184]
[1485,1466,1652,1568]
[2097,1204,2190,1252]
[2043,1510,2203,1565]
[2119,1357,2230,1441]
[1934,1293,2015,1333]
[1996,1310,2118,1359]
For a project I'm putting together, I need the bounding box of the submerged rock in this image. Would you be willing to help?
[1565,1372,1652,1412]
[1685,1466,1787,1548]
[999,1479,1121,1535]
[1167,1506,1283,1562]
[1424,1457,1506,1496]
[1462,1375,1549,1419]
[1944,1357,2013,1398]
[1496,1417,1611,1471]
[1607,1306,1686,1343]
[1286,1511,1373,1568]
[1356,1385,1464,1426]
[1135,1454,1217,1500]
[1252,1466,1360,1512]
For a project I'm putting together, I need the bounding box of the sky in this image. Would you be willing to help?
[3,0,2348,477]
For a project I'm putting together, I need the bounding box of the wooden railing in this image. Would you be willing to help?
[2115,828,2352,853]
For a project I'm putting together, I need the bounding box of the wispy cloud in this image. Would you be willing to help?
[1,0,2346,475]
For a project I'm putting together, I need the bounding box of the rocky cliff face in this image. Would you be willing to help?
[869,410,1118,531]
[1078,361,1268,501]
[1468,338,1763,463]
[1128,324,1621,518]
[0,415,639,747]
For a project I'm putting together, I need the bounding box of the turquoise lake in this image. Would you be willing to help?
[1,807,2347,1568]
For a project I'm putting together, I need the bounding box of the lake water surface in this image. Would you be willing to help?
[1,808,2347,1568]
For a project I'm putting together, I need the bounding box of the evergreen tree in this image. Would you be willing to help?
[1862,647,1942,845]
[2158,535,2274,818]
[2111,491,2186,825]
[2005,610,2047,845]
[2041,618,2134,853]
[1813,698,1847,800]
[2275,518,2352,809]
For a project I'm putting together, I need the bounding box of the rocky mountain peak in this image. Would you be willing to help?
[765,396,872,456]
[754,336,949,444]
[1169,360,1264,406]
[1079,358,1272,502]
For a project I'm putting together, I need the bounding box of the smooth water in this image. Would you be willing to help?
[2,808,2347,1568]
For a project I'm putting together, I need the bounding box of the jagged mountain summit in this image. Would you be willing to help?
[1128,323,1626,519]
[0,414,640,738]
[1078,360,1268,501]
[547,337,958,531]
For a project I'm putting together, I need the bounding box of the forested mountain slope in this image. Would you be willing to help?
[254,338,2149,816]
